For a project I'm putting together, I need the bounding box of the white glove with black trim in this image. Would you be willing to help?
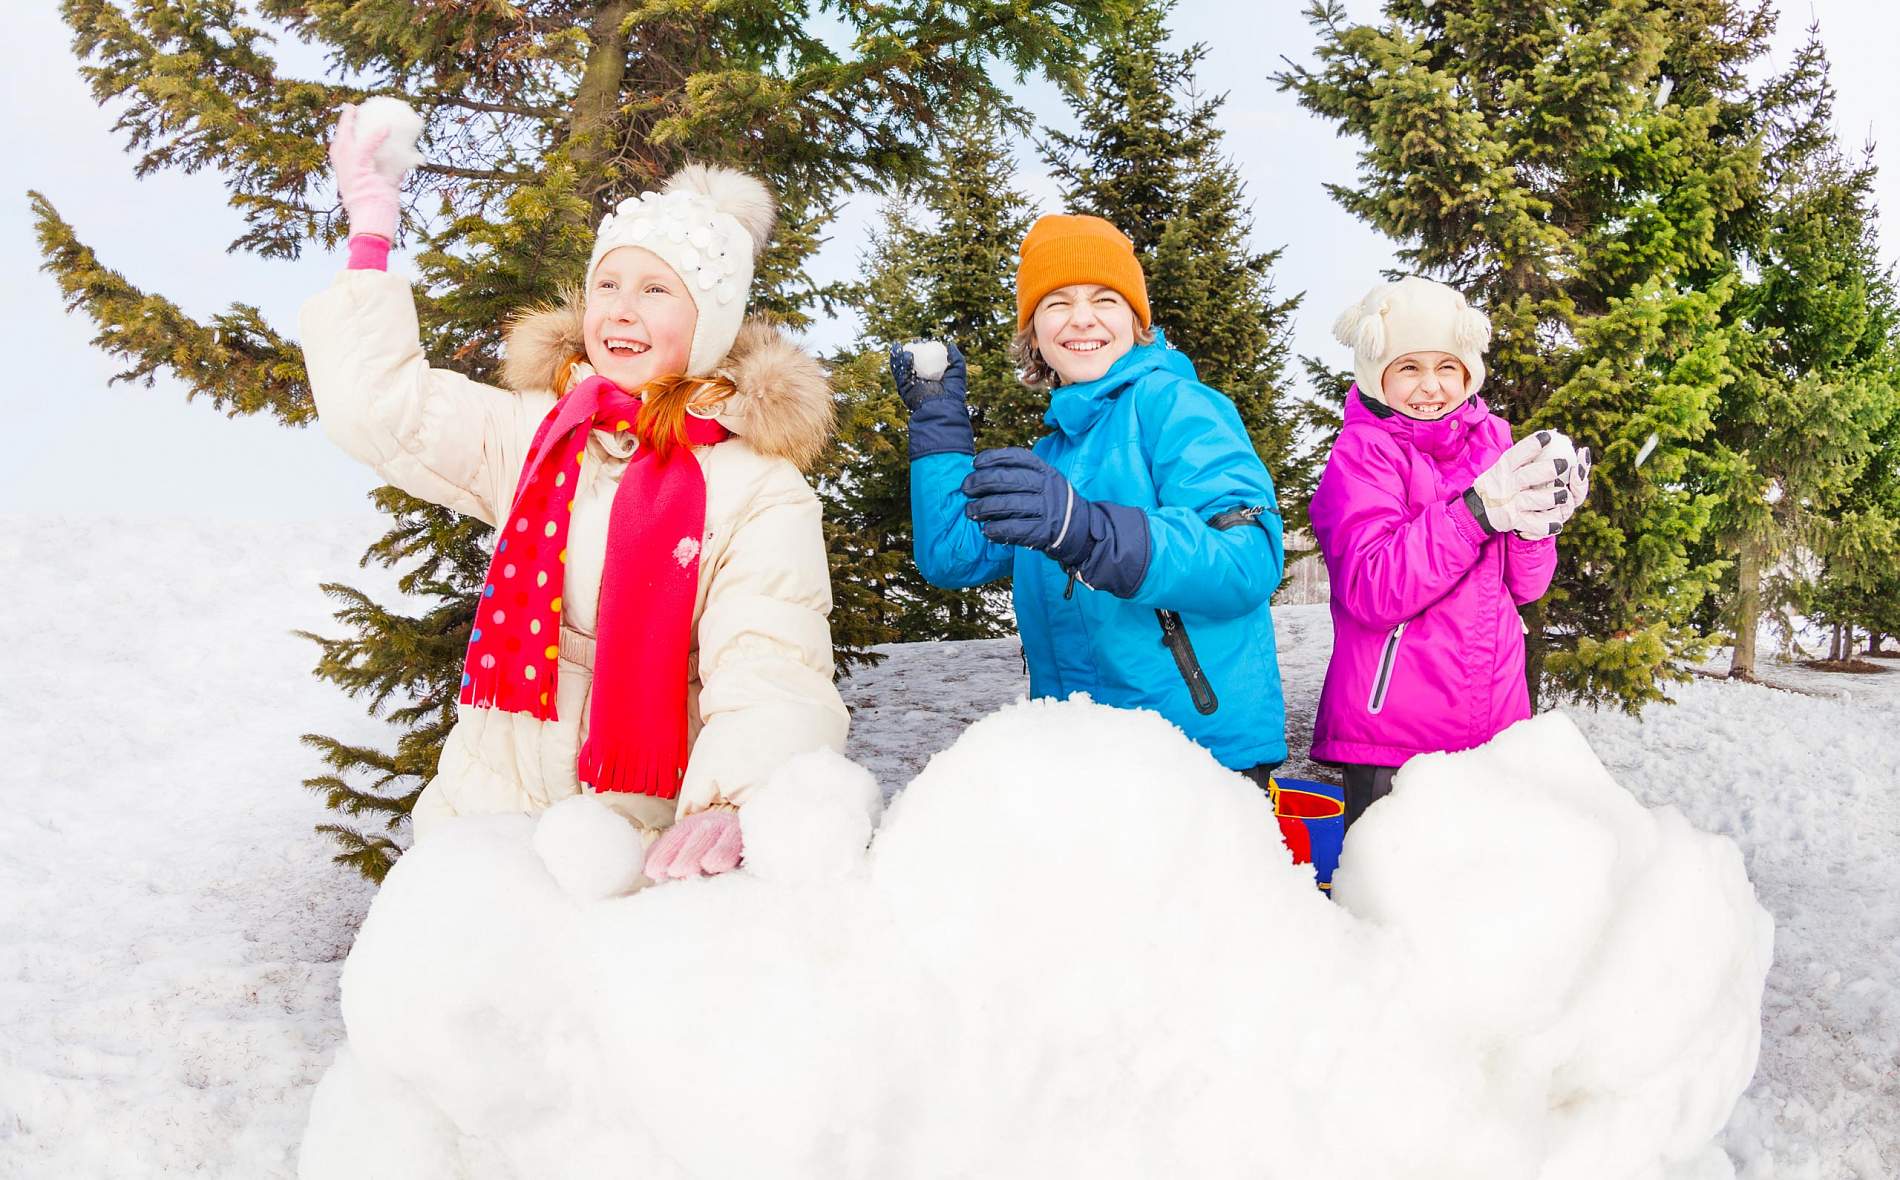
[1511,431,1592,540]
[1464,431,1571,538]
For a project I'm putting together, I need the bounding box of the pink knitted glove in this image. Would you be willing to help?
[328,105,400,243]
[644,807,744,881]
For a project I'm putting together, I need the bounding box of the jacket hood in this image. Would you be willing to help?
[500,291,835,472]
[1044,330,1196,437]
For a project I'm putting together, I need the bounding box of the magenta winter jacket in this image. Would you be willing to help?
[1308,389,1557,767]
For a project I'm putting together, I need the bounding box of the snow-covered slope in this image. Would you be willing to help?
[0,516,1895,1177]
[0,516,393,1177]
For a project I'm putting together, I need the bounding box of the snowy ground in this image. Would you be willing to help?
[0,516,1895,1178]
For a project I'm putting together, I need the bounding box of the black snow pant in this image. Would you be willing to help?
[1240,763,1283,799]
[1340,764,1399,831]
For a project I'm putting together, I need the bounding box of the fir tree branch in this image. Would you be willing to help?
[30,190,313,423]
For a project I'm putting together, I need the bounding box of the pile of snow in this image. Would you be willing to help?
[301,699,1771,1180]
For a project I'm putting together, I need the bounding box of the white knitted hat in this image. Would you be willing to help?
[588,164,777,376]
[1331,276,1491,405]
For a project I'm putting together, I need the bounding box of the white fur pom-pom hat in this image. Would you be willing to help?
[1331,276,1492,406]
[589,164,778,376]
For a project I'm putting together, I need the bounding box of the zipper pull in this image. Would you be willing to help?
[1063,569,1079,600]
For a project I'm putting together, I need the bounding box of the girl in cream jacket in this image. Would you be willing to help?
[300,105,848,880]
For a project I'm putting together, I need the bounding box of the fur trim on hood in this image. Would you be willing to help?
[500,292,834,472]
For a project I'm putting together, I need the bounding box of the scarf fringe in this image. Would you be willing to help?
[460,665,558,722]
[579,734,686,800]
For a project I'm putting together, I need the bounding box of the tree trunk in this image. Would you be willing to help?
[1830,622,1845,661]
[1728,537,1761,679]
[566,0,638,210]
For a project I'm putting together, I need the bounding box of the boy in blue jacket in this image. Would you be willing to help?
[895,213,1289,781]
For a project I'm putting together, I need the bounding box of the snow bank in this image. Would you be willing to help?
[299,700,1771,1180]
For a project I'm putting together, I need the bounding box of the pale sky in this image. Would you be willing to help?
[3,1,1895,519]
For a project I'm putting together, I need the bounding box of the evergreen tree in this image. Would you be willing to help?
[1280,0,1776,711]
[33,0,1123,880]
[1797,207,1900,658]
[1280,355,1353,538]
[825,104,1040,643]
[1710,32,1900,677]
[1042,0,1302,480]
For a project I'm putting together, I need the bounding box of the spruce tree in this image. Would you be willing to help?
[825,103,1040,643]
[1280,0,1775,711]
[33,0,1123,880]
[1042,0,1302,481]
[1278,356,1353,538]
[1710,32,1900,678]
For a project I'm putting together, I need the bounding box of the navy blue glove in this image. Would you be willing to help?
[889,341,974,460]
[960,448,1151,598]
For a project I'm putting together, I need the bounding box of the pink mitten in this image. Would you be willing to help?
[328,105,400,243]
[644,808,744,881]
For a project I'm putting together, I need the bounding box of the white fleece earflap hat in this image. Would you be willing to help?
[589,164,777,376]
[1332,276,1492,405]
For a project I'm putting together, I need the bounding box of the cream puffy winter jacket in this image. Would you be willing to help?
[300,268,849,839]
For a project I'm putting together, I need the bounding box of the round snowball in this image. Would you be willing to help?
[903,341,949,382]
[352,96,426,182]
[532,794,647,902]
[740,750,883,884]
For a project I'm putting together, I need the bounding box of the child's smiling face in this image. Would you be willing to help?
[1032,284,1138,385]
[582,246,698,390]
[1381,351,1471,419]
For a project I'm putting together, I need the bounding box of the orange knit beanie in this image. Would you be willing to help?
[1015,214,1152,330]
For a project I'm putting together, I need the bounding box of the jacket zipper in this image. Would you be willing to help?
[1140,506,1272,716]
[1156,610,1219,715]
[1367,622,1407,714]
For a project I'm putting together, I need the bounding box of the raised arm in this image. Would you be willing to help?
[300,269,552,526]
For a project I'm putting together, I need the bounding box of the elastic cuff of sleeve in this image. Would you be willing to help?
[1455,488,1497,544]
[907,396,975,460]
[1074,501,1151,599]
[346,234,392,271]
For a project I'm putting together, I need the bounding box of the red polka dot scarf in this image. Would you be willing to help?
[460,374,731,799]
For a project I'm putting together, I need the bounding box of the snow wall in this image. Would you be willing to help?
[299,699,1773,1180]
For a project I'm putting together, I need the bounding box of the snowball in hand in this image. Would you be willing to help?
[740,748,882,883]
[531,794,646,901]
[903,340,949,381]
[350,97,424,182]
[303,703,1771,1180]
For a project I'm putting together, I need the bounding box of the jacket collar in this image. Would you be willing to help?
[500,294,835,473]
[1044,329,1195,437]
[1346,384,1488,462]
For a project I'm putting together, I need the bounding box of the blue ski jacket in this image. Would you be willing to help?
[911,335,1289,770]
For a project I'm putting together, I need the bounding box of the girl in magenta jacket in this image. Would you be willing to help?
[1309,278,1592,828]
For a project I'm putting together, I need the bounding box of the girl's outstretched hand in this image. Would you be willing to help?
[644,806,744,881]
[328,105,401,243]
